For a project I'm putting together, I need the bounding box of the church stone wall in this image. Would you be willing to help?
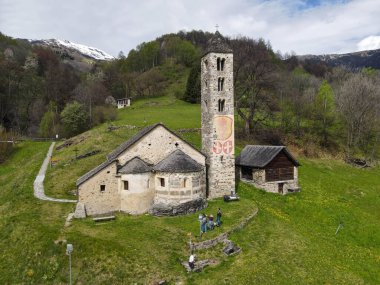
[239,166,299,195]
[154,171,206,205]
[78,162,119,216]
[119,173,154,214]
[117,125,205,167]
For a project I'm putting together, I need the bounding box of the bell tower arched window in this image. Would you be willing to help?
[218,77,224,91]
[217,58,221,71]
[221,58,225,71]
[218,99,225,112]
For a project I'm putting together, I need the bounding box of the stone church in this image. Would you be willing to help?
[75,32,235,217]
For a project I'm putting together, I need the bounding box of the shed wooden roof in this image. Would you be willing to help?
[236,145,299,168]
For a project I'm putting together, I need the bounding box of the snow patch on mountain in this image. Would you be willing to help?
[31,39,115,60]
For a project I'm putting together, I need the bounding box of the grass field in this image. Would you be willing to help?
[0,95,379,284]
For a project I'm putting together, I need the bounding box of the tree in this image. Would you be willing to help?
[232,37,278,136]
[184,63,201,103]
[160,36,199,66]
[336,72,380,159]
[39,109,60,138]
[312,80,336,147]
[60,102,88,137]
[279,69,319,138]
[0,126,14,162]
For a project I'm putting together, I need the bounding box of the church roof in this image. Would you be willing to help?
[236,145,300,168]
[154,149,203,173]
[204,31,233,56]
[118,157,152,174]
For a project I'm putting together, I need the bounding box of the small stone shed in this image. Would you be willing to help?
[236,145,300,194]
[76,123,207,217]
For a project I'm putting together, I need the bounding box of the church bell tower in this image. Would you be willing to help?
[201,31,235,199]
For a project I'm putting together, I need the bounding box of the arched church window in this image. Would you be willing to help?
[217,57,221,71]
[182,178,187,188]
[221,58,225,71]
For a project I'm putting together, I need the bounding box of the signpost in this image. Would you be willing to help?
[66,244,73,285]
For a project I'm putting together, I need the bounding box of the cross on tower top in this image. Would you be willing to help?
[215,24,219,31]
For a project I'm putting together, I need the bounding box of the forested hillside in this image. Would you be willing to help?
[1,30,379,163]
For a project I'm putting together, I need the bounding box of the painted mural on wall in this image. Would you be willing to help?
[212,115,234,155]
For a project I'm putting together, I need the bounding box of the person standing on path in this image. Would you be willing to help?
[188,254,195,270]
[198,213,204,235]
[216,208,222,227]
[201,213,207,234]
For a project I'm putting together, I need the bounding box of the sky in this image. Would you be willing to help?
[1,0,380,57]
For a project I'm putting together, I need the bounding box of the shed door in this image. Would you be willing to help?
[241,167,253,180]
[278,183,284,194]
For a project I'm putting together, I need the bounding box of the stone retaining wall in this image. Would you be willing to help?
[149,198,207,216]
[190,208,259,251]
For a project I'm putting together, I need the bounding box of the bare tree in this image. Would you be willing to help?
[337,72,380,160]
[232,37,278,137]
[279,71,319,138]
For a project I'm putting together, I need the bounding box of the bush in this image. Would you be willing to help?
[39,110,60,138]
[92,106,117,125]
[60,102,88,137]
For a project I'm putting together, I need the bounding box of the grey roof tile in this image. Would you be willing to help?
[118,157,152,174]
[154,149,203,173]
[204,31,233,55]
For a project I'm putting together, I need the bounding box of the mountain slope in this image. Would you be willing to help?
[28,38,114,72]
[299,49,380,69]
[30,39,114,60]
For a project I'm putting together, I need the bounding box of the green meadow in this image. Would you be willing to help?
[0,95,379,284]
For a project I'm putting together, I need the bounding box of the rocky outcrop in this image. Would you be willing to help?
[223,240,241,256]
[149,198,207,216]
[181,259,218,273]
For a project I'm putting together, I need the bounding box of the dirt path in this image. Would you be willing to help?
[33,142,76,203]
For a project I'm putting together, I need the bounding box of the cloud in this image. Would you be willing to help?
[0,0,380,56]
[357,36,380,51]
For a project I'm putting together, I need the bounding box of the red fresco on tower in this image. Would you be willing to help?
[212,141,223,154]
[212,116,234,154]
[214,116,233,140]
[222,140,233,154]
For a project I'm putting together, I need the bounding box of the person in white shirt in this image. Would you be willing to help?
[188,254,195,269]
